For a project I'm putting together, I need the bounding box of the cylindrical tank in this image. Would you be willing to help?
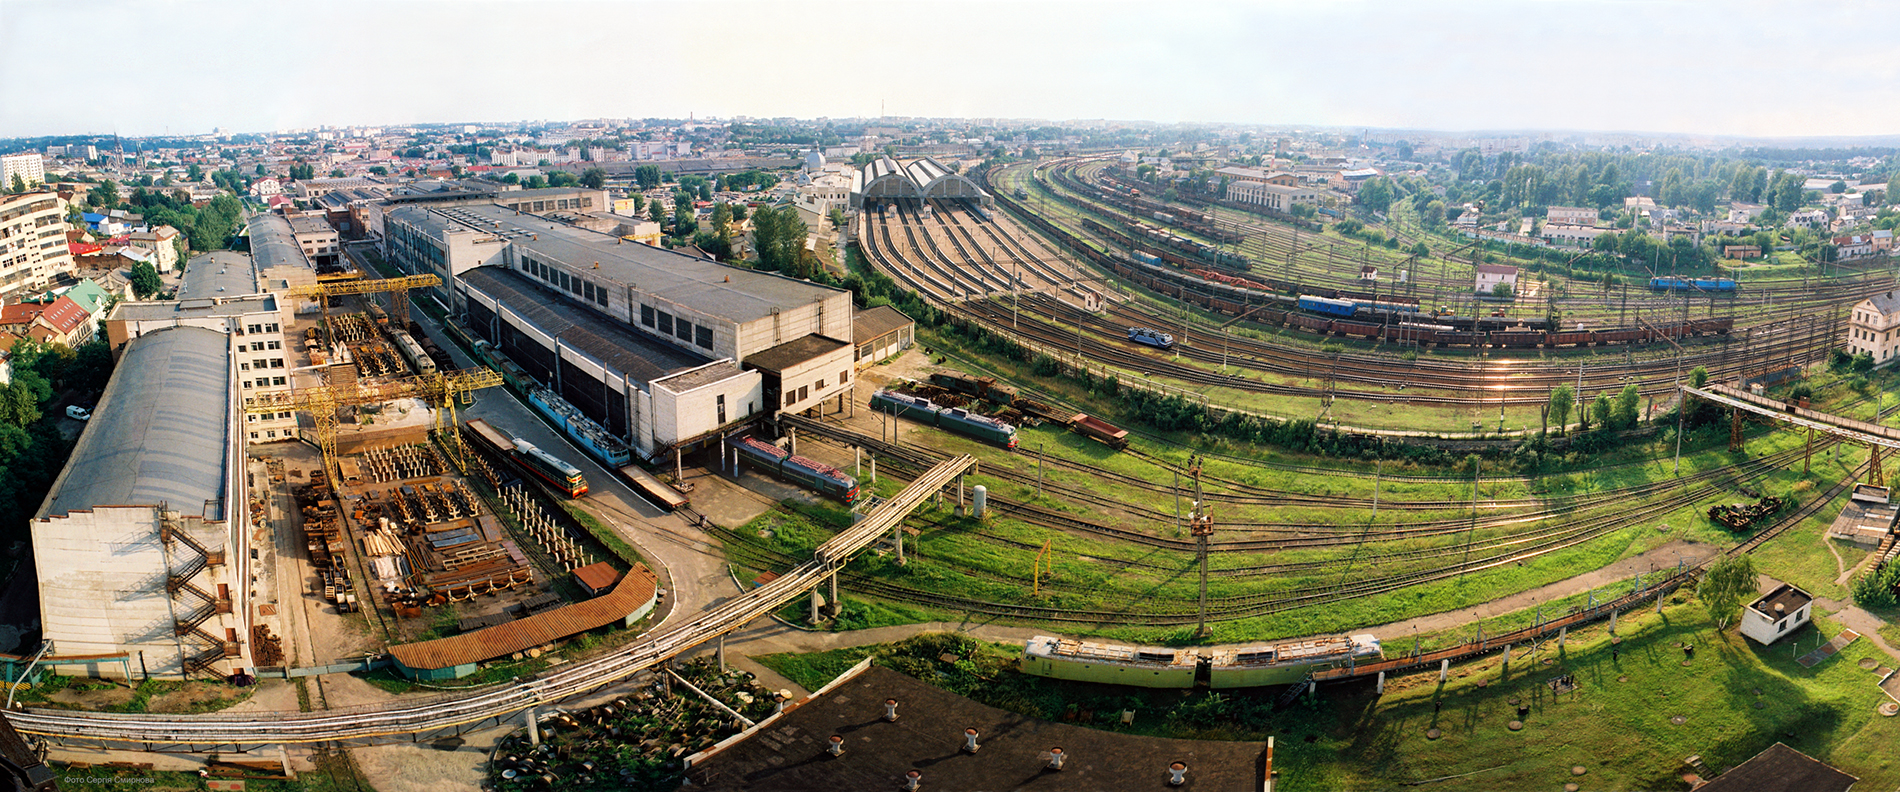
[972,485,987,519]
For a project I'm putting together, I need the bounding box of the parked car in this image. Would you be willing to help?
[65,405,90,421]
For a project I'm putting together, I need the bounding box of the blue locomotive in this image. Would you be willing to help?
[870,389,1019,448]
[1127,327,1175,349]
[729,436,858,503]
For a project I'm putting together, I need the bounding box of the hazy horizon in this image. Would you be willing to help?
[4,0,1899,141]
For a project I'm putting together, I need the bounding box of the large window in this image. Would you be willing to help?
[657,311,673,335]
[675,318,693,342]
[641,304,654,327]
[695,324,712,348]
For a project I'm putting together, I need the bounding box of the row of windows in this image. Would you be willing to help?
[784,370,850,407]
[522,256,611,309]
[242,376,289,388]
[241,323,281,335]
[245,340,282,352]
[247,412,293,422]
[640,304,714,349]
[242,358,285,371]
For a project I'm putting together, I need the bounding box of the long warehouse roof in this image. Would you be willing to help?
[37,326,231,521]
[460,266,713,386]
[424,202,844,324]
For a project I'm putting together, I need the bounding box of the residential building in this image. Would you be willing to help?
[1846,291,1900,366]
[1474,263,1519,295]
[1,153,46,189]
[1723,245,1762,260]
[1545,206,1597,226]
[1873,229,1893,252]
[0,191,76,298]
[0,295,91,346]
[1728,202,1767,222]
[1541,224,1609,248]
[1738,584,1812,646]
[1833,235,1875,260]
[248,178,283,199]
[126,224,180,271]
[1788,209,1829,229]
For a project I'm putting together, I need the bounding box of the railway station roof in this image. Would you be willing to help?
[461,266,712,386]
[389,565,657,673]
[688,665,1269,791]
[855,156,990,207]
[37,326,232,521]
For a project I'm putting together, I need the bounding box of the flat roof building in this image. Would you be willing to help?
[1740,583,1812,646]
[0,191,75,301]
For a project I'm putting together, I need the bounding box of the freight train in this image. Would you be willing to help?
[993,183,1742,350]
[1021,634,1383,689]
[1083,217,1251,272]
[728,436,858,504]
[870,389,1020,448]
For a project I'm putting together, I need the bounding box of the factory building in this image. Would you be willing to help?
[31,326,252,679]
[395,203,854,463]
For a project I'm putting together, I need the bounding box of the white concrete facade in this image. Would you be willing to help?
[1847,293,1900,367]
[1739,585,1811,646]
[0,191,76,299]
[648,363,763,449]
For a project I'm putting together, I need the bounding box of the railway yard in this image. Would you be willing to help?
[10,157,1900,792]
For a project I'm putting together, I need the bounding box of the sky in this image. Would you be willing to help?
[3,0,1899,140]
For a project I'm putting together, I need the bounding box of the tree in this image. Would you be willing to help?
[128,261,163,298]
[648,201,665,224]
[1830,180,1848,194]
[1591,392,1613,430]
[698,182,712,201]
[1851,560,1900,609]
[580,167,607,190]
[289,162,315,181]
[187,163,204,182]
[524,175,547,189]
[1491,281,1514,299]
[1548,386,1575,436]
[634,165,662,190]
[1699,554,1757,631]
[8,174,24,194]
[1358,178,1394,213]
[1689,366,1709,389]
[548,171,579,188]
[631,195,645,214]
[329,169,345,178]
[87,180,121,209]
[1614,382,1641,428]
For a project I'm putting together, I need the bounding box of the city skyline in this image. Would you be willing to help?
[4,0,1899,140]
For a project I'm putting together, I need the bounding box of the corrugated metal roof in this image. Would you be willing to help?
[389,565,656,671]
[37,326,231,520]
[461,266,709,386]
[244,214,312,275]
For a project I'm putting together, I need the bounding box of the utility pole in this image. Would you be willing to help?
[1190,454,1214,638]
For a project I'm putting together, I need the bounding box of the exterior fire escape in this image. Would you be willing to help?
[160,506,235,677]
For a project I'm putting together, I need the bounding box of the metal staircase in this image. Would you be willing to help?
[158,506,234,677]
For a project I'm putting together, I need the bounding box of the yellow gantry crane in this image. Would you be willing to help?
[282,274,441,330]
[242,367,505,483]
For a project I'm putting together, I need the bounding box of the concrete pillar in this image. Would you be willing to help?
[1609,609,1617,633]
[1439,659,1449,682]
[526,707,539,746]
[894,525,905,564]
[828,571,838,608]
[716,635,726,673]
[788,427,797,456]
[1558,627,1567,647]
[1502,643,1511,673]
[810,587,821,623]
[870,456,876,484]
[1376,671,1385,695]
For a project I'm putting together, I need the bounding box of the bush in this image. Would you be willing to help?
[1852,562,1900,609]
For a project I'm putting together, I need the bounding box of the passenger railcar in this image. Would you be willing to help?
[1298,295,1359,318]
[1128,327,1175,349]
[1650,276,1738,293]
